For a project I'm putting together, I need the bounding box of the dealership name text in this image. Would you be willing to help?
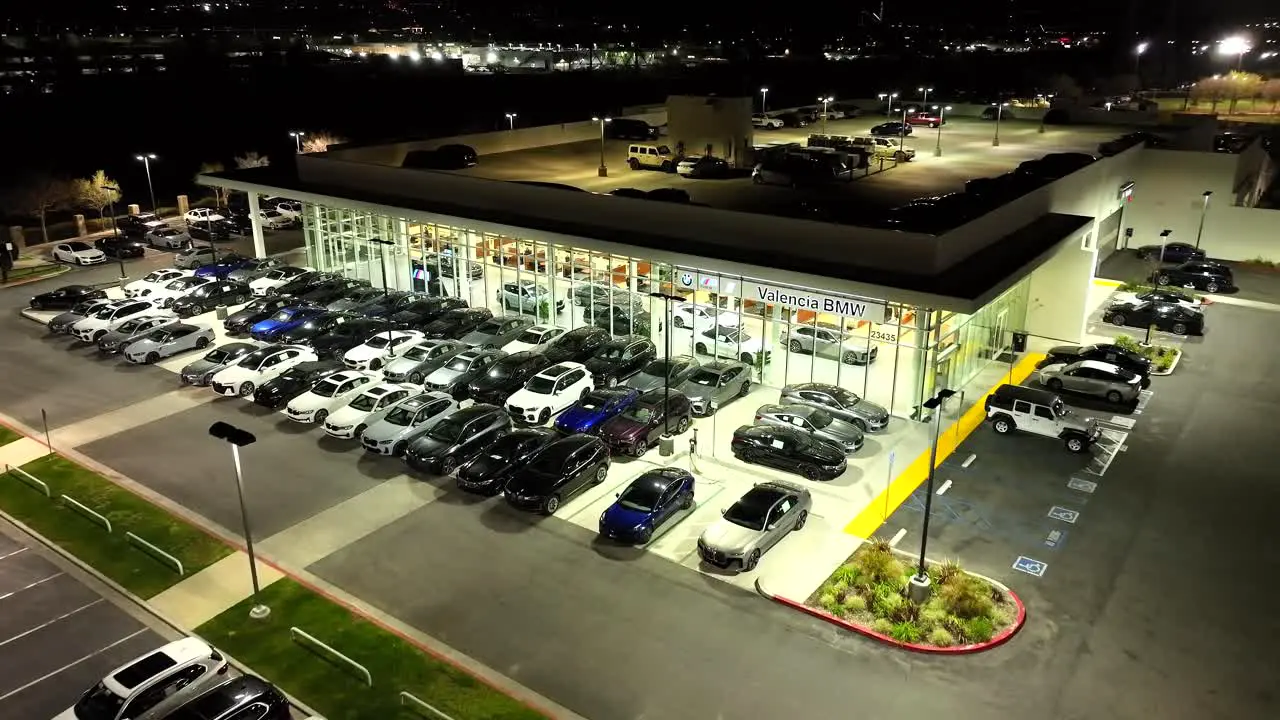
[756,287,871,317]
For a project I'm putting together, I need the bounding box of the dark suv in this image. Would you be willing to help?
[466,351,554,405]
[597,389,693,457]
[404,403,512,476]
[422,307,494,339]
[171,280,251,316]
[1150,260,1233,293]
[585,335,657,386]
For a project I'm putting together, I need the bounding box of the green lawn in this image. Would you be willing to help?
[0,454,232,598]
[0,426,21,447]
[198,580,547,720]
[3,263,68,286]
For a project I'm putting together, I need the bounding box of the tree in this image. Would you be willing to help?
[234,152,270,169]
[1189,77,1226,113]
[1221,71,1263,114]
[1263,78,1280,114]
[300,131,347,154]
[1047,74,1083,101]
[196,161,227,206]
[6,174,74,245]
[71,170,121,232]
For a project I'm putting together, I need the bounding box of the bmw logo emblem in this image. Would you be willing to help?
[680,273,694,287]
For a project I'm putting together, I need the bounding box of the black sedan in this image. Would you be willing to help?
[308,318,393,358]
[273,311,352,346]
[252,360,346,409]
[325,286,385,312]
[1150,261,1233,293]
[455,428,558,496]
[543,326,610,364]
[272,271,327,297]
[299,278,372,305]
[405,403,513,476]
[222,296,296,335]
[94,235,147,259]
[171,280,251,316]
[503,434,611,515]
[422,307,494,340]
[29,284,107,310]
[870,122,911,136]
[1102,301,1205,336]
[731,424,847,481]
[1135,242,1205,264]
[1039,343,1152,381]
[465,351,554,405]
[388,296,469,328]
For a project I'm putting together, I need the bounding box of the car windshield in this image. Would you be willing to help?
[641,359,672,377]
[269,309,295,322]
[807,409,834,429]
[142,271,166,282]
[364,335,392,349]
[348,392,379,411]
[73,681,124,720]
[687,370,719,386]
[831,388,859,406]
[117,318,144,332]
[204,348,231,363]
[720,329,746,343]
[403,346,432,361]
[597,345,624,360]
[723,496,769,531]
[384,404,418,426]
[578,392,609,410]
[617,481,663,512]
[444,357,473,372]
[514,330,545,344]
[310,380,343,398]
[265,269,288,279]
[473,320,503,335]
[621,406,655,423]
[67,241,92,251]
[525,376,557,394]
[427,417,464,442]
[145,328,172,341]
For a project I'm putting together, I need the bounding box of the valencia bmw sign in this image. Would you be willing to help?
[746,283,888,324]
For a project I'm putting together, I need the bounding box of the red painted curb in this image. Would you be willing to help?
[2,266,70,289]
[768,589,1026,655]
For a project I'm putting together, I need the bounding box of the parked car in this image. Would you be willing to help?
[501,324,567,354]
[676,156,732,178]
[52,241,107,265]
[1037,359,1143,404]
[598,467,696,544]
[271,270,329,298]
[324,286,384,313]
[225,257,287,283]
[388,295,469,328]
[780,322,878,365]
[249,266,314,296]
[283,369,379,424]
[172,280,251,317]
[359,391,458,456]
[1112,287,1203,312]
[906,113,945,127]
[544,326,611,364]
[752,113,785,129]
[571,283,617,308]
[754,403,865,454]
[1102,300,1205,335]
[94,235,147,259]
[697,481,812,571]
[554,387,640,435]
[1038,343,1152,380]
[497,280,566,316]
[145,226,192,249]
[222,296,295,335]
[248,304,327,341]
[583,335,657,388]
[402,143,478,169]
[96,314,176,355]
[731,424,846,481]
[981,105,1016,120]
[382,339,468,384]
[251,359,345,408]
[505,361,594,425]
[404,403,512,476]
[1149,260,1233,293]
[677,360,753,416]
[181,341,261,386]
[185,207,225,225]
[193,254,255,280]
[776,111,807,128]
[272,310,353,347]
[693,326,770,366]
[598,389,693,457]
[173,245,221,269]
[422,307,494,340]
[625,355,700,392]
[163,674,290,720]
[297,277,372,305]
[124,268,193,300]
[148,276,214,308]
[29,284,107,311]
[984,383,1099,453]
[779,382,890,432]
[455,427,559,495]
[123,322,216,363]
[460,315,537,350]
[1135,242,1205,264]
[466,350,555,405]
[670,302,739,331]
[503,434,611,514]
[342,329,427,371]
[118,212,168,237]
[55,638,229,720]
[71,299,158,343]
[188,218,236,241]
[591,304,652,336]
[323,382,418,439]
[48,298,114,334]
[1016,152,1095,180]
[211,344,318,397]
[870,122,911,136]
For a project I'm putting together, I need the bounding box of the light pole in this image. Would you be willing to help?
[1134,42,1149,84]
[918,86,932,107]
[760,86,769,113]
[289,130,305,153]
[818,96,834,135]
[208,422,270,620]
[369,237,397,350]
[885,91,898,117]
[991,102,1009,146]
[505,113,518,130]
[907,386,955,603]
[1218,36,1250,70]
[101,184,127,285]
[1157,228,1172,264]
[592,116,611,177]
[1194,191,1213,249]
[649,291,682,447]
[899,107,915,153]
[134,154,158,216]
[932,105,951,157]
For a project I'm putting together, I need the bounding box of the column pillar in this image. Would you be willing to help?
[176,195,189,215]
[909,308,935,421]
[246,193,267,259]
[546,240,558,323]
[74,214,87,237]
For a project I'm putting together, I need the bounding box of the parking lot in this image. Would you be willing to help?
[1099,248,1280,306]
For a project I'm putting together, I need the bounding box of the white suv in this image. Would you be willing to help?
[627,143,678,171]
[752,113,784,129]
[184,208,225,225]
[55,638,228,720]
[984,384,1101,453]
[505,361,594,425]
[70,300,159,343]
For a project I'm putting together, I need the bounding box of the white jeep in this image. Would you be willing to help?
[984,384,1100,453]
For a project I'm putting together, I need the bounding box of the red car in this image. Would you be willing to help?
[907,114,945,127]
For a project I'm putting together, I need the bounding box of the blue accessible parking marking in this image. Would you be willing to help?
[1048,506,1080,524]
[1013,556,1048,577]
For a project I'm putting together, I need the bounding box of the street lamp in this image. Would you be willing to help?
[918,86,932,107]
[899,107,915,153]
[1218,35,1250,70]
[1194,191,1213,249]
[134,154,158,216]
[208,422,270,620]
[818,96,834,135]
[991,102,1010,146]
[649,291,683,447]
[100,184,126,285]
[505,112,518,130]
[884,91,899,117]
[592,116,611,177]
[907,387,955,603]
[289,130,305,152]
[760,86,769,113]
[932,105,951,157]
[1135,41,1149,81]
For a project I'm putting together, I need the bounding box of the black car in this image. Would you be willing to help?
[455,427,559,495]
[585,335,658,387]
[731,424,847,481]
[402,143,478,170]
[503,434,611,514]
[592,305,651,336]
[325,286,385,312]
[1136,242,1206,264]
[405,403,512,476]
[423,307,494,340]
[273,310,352,346]
[870,122,911,136]
[300,278,373,305]
[351,290,413,318]
[776,111,808,128]
[1150,261,1233,293]
[221,212,255,235]
[1039,343,1153,380]
[94,235,147,259]
[272,270,326,297]
[544,326,611,364]
[116,213,164,236]
[1103,301,1205,336]
[166,674,290,720]
[222,296,297,334]
[466,350,555,405]
[29,284,107,310]
[308,318,393,358]
[188,219,235,241]
[252,359,347,409]
[389,296,469,328]
[1016,153,1096,180]
[171,280,251,316]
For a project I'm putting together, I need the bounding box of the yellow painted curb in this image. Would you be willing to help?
[1092,278,1123,288]
[843,352,1045,539]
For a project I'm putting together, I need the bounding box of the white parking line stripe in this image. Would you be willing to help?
[0,547,29,562]
[0,573,63,600]
[0,599,105,648]
[647,487,725,548]
[0,628,147,702]
[936,480,953,495]
[888,528,908,547]
[961,453,977,468]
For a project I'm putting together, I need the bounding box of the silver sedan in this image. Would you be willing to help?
[754,403,865,454]
[123,322,216,364]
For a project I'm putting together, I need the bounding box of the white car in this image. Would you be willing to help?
[272,200,303,218]
[145,226,192,249]
[505,361,594,425]
[501,324,567,354]
[257,209,293,230]
[342,329,427,371]
[670,302,741,331]
[752,113,784,129]
[148,275,215,308]
[249,265,313,296]
[52,638,228,720]
[185,207,225,225]
[52,241,106,265]
[284,369,380,424]
[209,344,318,397]
[125,268,194,299]
[323,382,418,439]
[70,299,159,343]
[693,326,771,365]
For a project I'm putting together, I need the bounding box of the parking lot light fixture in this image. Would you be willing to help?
[885,91,899,117]
[289,130,305,152]
[991,102,1009,146]
[208,421,270,620]
[1194,191,1213,250]
[818,96,834,134]
[134,154,158,216]
[592,116,611,177]
[933,105,951,157]
[908,386,956,603]
[760,86,769,113]
[100,183,127,285]
[1218,35,1250,70]
[505,112,518,130]
[918,86,932,106]
[900,107,916,151]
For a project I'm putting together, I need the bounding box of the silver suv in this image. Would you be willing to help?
[497,280,565,317]
[58,638,229,720]
[984,384,1100,453]
[779,382,889,432]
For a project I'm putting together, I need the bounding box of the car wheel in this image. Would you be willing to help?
[369,358,382,370]
[146,352,159,364]
[1156,274,1171,285]
[542,495,561,515]
[673,316,686,328]
[1205,282,1220,293]
[1047,378,1063,392]
[631,440,647,457]
[694,342,707,355]
[355,424,367,438]
[30,301,42,310]
[628,158,640,170]
[635,526,652,544]
[681,492,694,510]
[392,441,407,457]
[739,352,754,365]
[606,376,617,387]
[238,382,255,397]
[842,351,860,365]
[803,465,822,481]
[1172,322,1188,335]
[314,409,328,424]
[440,456,457,475]
[894,151,907,162]
[195,336,210,349]
[992,417,1014,434]
[675,416,690,433]
[743,549,762,572]
[594,465,608,484]
[1109,313,1126,326]
[92,330,106,342]
[794,510,809,531]
[409,371,424,384]
[538,408,551,424]
[739,380,751,397]
[789,339,803,353]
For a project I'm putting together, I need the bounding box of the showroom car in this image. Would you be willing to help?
[584,335,657,387]
[678,360,752,416]
[591,303,651,336]
[164,674,291,720]
[731,424,847,481]
[404,403,513,476]
[780,322,878,365]
[55,638,229,720]
[118,212,168,237]
[670,302,740,331]
[194,255,257,280]
[1112,287,1203,311]
[250,359,345,408]
[125,268,193,299]
[388,295,469,328]
[323,382,418,439]
[598,467,696,544]
[147,276,214,308]
[29,284,107,311]
[693,326,770,366]
[423,348,504,398]
[71,299,160,343]
[172,245,221,269]
[51,240,107,266]
[210,344,318,397]
[249,266,314,296]
[466,350,555,406]
[123,322,215,363]
[554,387,640,435]
[459,315,535,350]
[1103,300,1205,335]
[382,339,468,384]
[597,389,694,457]
[360,391,458,456]
[1149,260,1234,293]
[624,355,700,392]
[455,427,559,495]
[324,286,385,313]
[284,369,379,424]
[343,329,428,371]
[498,279,566,316]
[754,403,865,454]
[145,226,192,249]
[422,307,495,340]
[779,382,890,432]
[1038,343,1152,381]
[248,304,328,341]
[505,361,594,425]
[984,383,1100,453]
[503,434,611,515]
[1037,359,1143,404]
[96,314,176,355]
[181,341,261,386]
[697,481,812,572]
[226,257,288,283]
[48,298,115,334]
[171,280,251,317]
[94,235,147,259]
[501,324,567,354]
[1135,241,1205,263]
[280,313,366,351]
[222,296,294,335]
[543,325,610,364]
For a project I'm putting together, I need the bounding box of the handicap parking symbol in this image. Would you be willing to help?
[1013,556,1048,577]
[1047,505,1080,524]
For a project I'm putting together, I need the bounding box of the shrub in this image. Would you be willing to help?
[843,594,867,614]
[920,604,949,631]
[818,592,841,614]
[831,564,863,587]
[889,599,919,624]
[873,590,904,619]
[1117,281,1153,293]
[831,580,849,596]
[890,621,923,644]
[872,618,895,635]
[966,616,996,643]
[927,627,955,647]
[939,575,995,619]
[990,605,1016,628]
[856,545,905,585]
[943,615,969,642]
[936,558,964,585]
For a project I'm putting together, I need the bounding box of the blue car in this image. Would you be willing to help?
[554,387,640,435]
[599,468,696,544]
[194,255,255,280]
[249,304,326,341]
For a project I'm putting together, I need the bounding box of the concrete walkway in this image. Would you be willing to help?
[149,552,285,627]
[0,437,53,468]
